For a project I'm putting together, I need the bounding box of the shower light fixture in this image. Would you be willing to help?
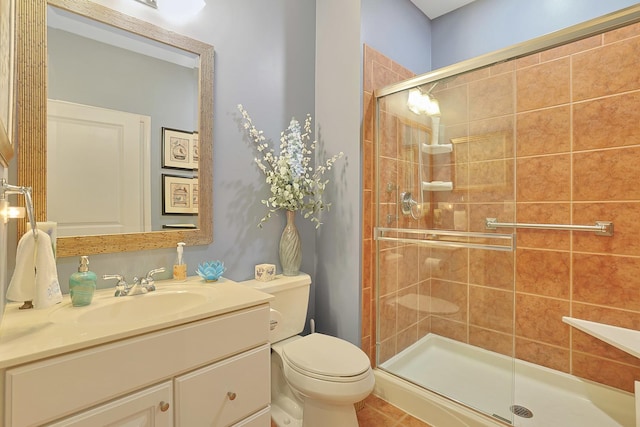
[407,88,440,116]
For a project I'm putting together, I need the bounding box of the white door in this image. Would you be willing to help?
[47,100,151,237]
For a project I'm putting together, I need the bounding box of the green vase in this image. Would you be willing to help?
[279,210,301,276]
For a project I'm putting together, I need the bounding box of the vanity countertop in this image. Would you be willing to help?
[0,276,272,369]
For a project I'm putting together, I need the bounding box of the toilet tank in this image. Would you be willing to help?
[242,273,311,343]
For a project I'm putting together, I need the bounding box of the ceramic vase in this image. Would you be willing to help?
[279,210,301,276]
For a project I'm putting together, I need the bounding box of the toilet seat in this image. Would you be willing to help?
[282,333,371,382]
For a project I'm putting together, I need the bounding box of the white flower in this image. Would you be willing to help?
[238,104,344,228]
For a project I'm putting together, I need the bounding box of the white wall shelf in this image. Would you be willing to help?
[562,316,640,359]
[422,181,453,191]
[421,143,453,155]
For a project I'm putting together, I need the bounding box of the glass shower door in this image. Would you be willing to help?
[374,67,517,424]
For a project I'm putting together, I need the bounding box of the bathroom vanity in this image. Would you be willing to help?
[0,277,273,427]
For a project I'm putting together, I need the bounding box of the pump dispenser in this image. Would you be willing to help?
[69,256,97,306]
[173,242,187,281]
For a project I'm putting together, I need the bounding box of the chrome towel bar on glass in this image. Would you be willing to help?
[485,218,614,236]
[374,227,514,252]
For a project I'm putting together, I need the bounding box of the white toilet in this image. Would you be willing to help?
[246,273,374,427]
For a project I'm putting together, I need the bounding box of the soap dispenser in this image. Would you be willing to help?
[173,242,187,281]
[69,256,97,307]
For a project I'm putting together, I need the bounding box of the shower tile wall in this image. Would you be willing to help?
[362,45,417,367]
[362,19,640,395]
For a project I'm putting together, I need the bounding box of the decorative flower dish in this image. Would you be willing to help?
[196,261,225,282]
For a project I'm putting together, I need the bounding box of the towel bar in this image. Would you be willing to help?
[485,218,613,236]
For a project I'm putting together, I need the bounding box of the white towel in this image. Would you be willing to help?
[7,229,62,309]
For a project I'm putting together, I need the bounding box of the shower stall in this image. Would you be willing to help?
[371,6,640,427]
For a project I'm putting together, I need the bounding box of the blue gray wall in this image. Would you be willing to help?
[314,0,363,344]
[432,0,640,68]
[361,0,432,74]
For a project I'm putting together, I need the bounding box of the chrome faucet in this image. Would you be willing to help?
[103,268,165,297]
[102,274,129,297]
[136,268,165,293]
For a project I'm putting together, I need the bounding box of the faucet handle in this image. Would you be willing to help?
[103,274,127,296]
[143,267,165,291]
[145,267,165,280]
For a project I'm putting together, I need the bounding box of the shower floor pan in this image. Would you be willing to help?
[379,334,635,427]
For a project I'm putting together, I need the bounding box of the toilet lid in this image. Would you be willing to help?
[282,333,370,378]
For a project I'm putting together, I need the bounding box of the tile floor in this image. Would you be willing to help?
[356,394,433,427]
[269,393,433,427]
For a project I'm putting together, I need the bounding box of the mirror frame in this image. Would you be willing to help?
[0,0,15,167]
[15,0,213,257]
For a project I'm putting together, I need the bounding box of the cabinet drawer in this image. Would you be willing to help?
[6,305,269,427]
[47,381,173,427]
[232,406,271,427]
[175,344,270,427]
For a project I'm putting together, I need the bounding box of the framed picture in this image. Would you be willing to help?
[0,0,16,167]
[162,127,197,170]
[190,131,199,168]
[162,174,199,215]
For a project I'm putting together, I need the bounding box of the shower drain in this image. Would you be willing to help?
[510,405,534,418]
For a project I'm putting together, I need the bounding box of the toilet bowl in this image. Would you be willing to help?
[272,334,374,427]
[243,273,374,427]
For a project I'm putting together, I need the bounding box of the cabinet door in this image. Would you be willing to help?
[175,345,270,427]
[47,382,173,427]
[231,407,270,427]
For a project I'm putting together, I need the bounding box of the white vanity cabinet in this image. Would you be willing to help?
[2,300,272,427]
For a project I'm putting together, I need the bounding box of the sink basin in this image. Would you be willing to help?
[49,286,216,325]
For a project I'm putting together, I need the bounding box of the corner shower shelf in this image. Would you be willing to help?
[421,143,453,155]
[422,181,453,191]
[562,317,640,359]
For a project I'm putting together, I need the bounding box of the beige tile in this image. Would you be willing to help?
[604,22,640,44]
[515,202,571,250]
[572,351,640,393]
[516,248,570,298]
[431,317,468,342]
[516,154,571,202]
[516,58,570,111]
[515,338,570,373]
[573,201,640,257]
[469,248,514,290]
[540,34,602,61]
[573,253,640,312]
[379,293,398,341]
[469,326,514,357]
[516,106,571,157]
[573,36,640,101]
[573,146,640,201]
[430,279,467,323]
[469,285,514,334]
[573,92,640,151]
[356,405,397,427]
[515,293,570,347]
[469,73,515,120]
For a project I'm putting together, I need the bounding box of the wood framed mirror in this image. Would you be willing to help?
[0,0,15,167]
[15,0,213,257]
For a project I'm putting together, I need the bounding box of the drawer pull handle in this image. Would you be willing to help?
[159,401,170,412]
[227,392,237,401]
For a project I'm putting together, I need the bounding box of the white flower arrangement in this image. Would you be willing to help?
[238,104,343,228]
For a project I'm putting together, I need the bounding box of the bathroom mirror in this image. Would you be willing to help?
[15,0,213,257]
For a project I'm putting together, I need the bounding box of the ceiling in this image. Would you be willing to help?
[410,0,477,19]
